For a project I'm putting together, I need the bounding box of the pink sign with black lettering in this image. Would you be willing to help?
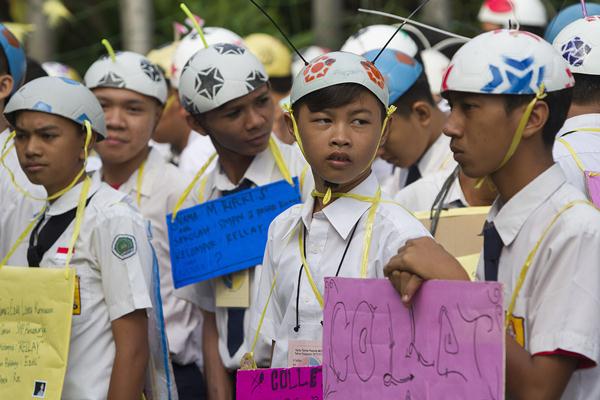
[236,366,322,400]
[322,278,504,399]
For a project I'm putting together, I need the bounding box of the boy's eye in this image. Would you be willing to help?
[225,109,241,119]
[257,96,270,105]
[352,119,370,126]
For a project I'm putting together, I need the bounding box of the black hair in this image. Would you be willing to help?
[502,87,573,147]
[392,70,436,117]
[0,46,8,76]
[291,83,386,121]
[571,73,600,106]
[269,76,292,94]
[24,58,48,83]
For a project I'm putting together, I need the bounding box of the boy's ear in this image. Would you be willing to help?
[185,114,208,136]
[283,112,296,144]
[0,75,14,102]
[411,101,433,127]
[522,100,549,140]
[379,112,392,148]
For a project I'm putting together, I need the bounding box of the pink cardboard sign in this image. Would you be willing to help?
[236,366,322,400]
[323,278,504,400]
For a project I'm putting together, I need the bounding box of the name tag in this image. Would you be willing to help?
[167,178,301,288]
[288,340,322,367]
[215,270,250,308]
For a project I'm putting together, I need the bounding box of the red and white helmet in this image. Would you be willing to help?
[552,16,600,76]
[441,29,574,96]
[340,25,418,57]
[478,0,547,28]
[170,27,245,89]
[290,51,389,107]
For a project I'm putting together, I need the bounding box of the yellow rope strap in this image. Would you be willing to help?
[135,159,146,207]
[476,84,547,189]
[505,200,597,330]
[558,130,600,177]
[171,152,217,220]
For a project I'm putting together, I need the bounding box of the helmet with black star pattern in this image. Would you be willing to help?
[84,51,168,104]
[178,43,268,115]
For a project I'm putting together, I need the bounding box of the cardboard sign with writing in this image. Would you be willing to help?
[167,178,301,288]
[323,277,504,400]
[415,207,489,258]
[0,266,75,399]
[236,366,322,400]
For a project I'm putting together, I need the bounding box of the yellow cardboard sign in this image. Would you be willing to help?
[0,266,75,399]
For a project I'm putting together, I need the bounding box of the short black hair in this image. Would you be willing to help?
[502,87,573,147]
[292,83,386,121]
[0,46,8,76]
[24,58,48,83]
[269,76,292,94]
[571,73,600,106]
[392,70,436,117]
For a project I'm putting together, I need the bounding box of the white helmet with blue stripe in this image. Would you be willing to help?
[4,76,107,139]
[441,29,574,96]
[553,16,600,76]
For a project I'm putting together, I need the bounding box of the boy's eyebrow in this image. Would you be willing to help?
[15,125,60,133]
[348,108,374,115]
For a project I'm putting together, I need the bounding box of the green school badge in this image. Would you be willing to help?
[112,235,137,260]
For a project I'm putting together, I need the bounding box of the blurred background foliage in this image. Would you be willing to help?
[0,0,581,74]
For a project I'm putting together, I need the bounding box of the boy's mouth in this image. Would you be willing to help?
[326,151,352,168]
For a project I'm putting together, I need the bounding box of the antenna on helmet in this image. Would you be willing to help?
[180,3,208,48]
[507,0,520,30]
[248,0,308,66]
[581,0,589,17]
[372,0,432,62]
[359,9,471,42]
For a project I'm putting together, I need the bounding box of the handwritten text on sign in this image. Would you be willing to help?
[236,366,322,400]
[0,266,75,399]
[168,178,301,288]
[323,278,504,400]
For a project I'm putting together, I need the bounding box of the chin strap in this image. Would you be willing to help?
[475,84,547,189]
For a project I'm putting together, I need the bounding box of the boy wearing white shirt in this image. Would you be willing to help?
[385,30,600,400]
[552,17,600,201]
[83,50,206,399]
[174,43,310,398]
[250,51,430,368]
[4,76,152,399]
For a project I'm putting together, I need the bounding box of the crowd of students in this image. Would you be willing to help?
[0,0,599,399]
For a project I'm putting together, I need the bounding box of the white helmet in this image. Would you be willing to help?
[420,49,450,96]
[292,46,329,77]
[170,27,245,89]
[5,76,107,139]
[478,0,547,28]
[41,61,82,82]
[341,25,418,57]
[290,51,389,108]
[441,29,574,96]
[178,43,268,115]
[84,51,168,104]
[553,16,600,76]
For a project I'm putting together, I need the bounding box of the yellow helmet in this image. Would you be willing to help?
[147,41,179,79]
[244,33,292,78]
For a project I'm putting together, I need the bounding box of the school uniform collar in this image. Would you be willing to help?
[488,164,566,247]
[444,175,468,208]
[117,147,162,199]
[294,172,378,241]
[557,113,600,138]
[46,172,101,216]
[418,133,452,175]
[214,141,276,193]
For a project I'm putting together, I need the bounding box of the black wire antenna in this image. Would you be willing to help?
[248,0,308,66]
[372,0,432,62]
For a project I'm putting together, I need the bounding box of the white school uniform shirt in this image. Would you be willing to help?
[176,137,311,370]
[475,165,600,400]
[0,128,46,264]
[553,113,600,195]
[20,172,153,400]
[380,133,456,197]
[394,169,467,212]
[251,173,431,368]
[179,130,217,175]
[103,147,204,368]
